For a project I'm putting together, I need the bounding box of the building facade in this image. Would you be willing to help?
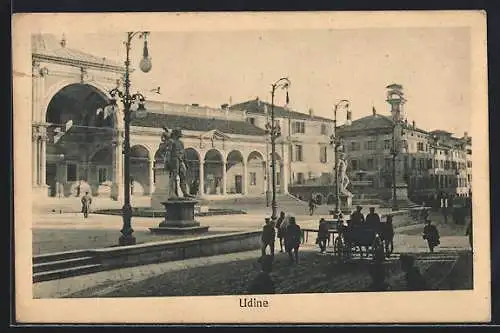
[337,85,472,203]
[31,34,336,201]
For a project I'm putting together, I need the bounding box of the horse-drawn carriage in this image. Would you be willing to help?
[332,219,394,260]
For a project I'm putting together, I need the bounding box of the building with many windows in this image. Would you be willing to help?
[337,96,472,203]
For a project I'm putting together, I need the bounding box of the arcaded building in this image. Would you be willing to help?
[31,33,336,201]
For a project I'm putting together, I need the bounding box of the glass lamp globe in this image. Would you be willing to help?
[140,57,152,73]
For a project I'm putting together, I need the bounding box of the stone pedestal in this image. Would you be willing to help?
[340,194,353,214]
[150,199,209,235]
[150,167,172,210]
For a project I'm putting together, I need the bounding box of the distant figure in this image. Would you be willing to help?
[285,216,302,264]
[275,211,286,252]
[308,197,316,216]
[465,220,473,250]
[422,219,440,253]
[365,207,381,232]
[190,178,200,196]
[372,233,385,263]
[441,195,449,223]
[261,218,276,257]
[367,263,390,292]
[381,215,395,257]
[351,206,365,226]
[317,218,329,253]
[76,181,81,197]
[248,255,275,294]
[400,254,428,291]
[80,192,92,219]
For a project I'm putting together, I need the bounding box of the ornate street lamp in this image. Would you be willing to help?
[329,99,350,216]
[104,32,152,246]
[266,77,290,222]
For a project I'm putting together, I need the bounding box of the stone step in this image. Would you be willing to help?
[33,256,96,274]
[33,249,93,265]
[33,263,104,283]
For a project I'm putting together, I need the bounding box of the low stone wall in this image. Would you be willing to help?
[92,230,262,270]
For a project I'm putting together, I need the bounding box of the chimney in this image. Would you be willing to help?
[412,120,416,129]
[346,110,352,126]
[464,131,468,138]
[256,97,260,107]
[308,108,314,118]
[372,106,376,116]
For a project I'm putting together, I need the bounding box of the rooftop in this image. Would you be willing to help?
[32,33,125,73]
[130,112,267,136]
[229,98,334,122]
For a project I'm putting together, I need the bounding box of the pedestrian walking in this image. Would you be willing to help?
[308,197,316,216]
[381,215,395,257]
[81,191,92,218]
[317,218,329,253]
[400,254,428,291]
[422,219,440,253]
[261,217,276,257]
[465,219,473,250]
[365,207,381,232]
[275,211,286,252]
[285,216,302,264]
[441,195,449,223]
[248,255,275,295]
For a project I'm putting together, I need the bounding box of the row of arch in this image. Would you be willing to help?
[86,144,284,197]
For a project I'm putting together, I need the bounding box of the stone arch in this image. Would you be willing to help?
[130,144,151,196]
[42,80,123,128]
[327,193,335,205]
[88,146,114,196]
[185,147,201,196]
[247,150,266,195]
[203,149,224,195]
[226,150,245,194]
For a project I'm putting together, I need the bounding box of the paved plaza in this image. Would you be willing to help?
[31,195,472,298]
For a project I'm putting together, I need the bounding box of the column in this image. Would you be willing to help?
[281,161,289,194]
[199,161,205,196]
[32,129,39,186]
[242,162,248,195]
[111,131,124,200]
[222,162,227,195]
[148,158,154,195]
[40,129,47,187]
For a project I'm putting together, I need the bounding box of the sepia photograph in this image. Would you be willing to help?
[13,11,490,323]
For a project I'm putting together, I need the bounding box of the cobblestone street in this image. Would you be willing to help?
[31,196,472,298]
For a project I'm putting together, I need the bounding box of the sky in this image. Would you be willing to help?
[63,27,471,136]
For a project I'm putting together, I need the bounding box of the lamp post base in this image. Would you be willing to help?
[118,234,136,246]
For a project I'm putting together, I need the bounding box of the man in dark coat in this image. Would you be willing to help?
[285,216,302,264]
[423,219,440,253]
[465,219,473,250]
[308,197,316,216]
[248,255,275,294]
[275,211,286,252]
[350,206,365,226]
[261,218,276,257]
[317,218,329,253]
[80,192,92,218]
[365,207,381,232]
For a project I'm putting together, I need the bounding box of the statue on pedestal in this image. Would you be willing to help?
[168,128,194,199]
[337,152,353,198]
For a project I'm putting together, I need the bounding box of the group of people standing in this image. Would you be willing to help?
[260,211,302,264]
